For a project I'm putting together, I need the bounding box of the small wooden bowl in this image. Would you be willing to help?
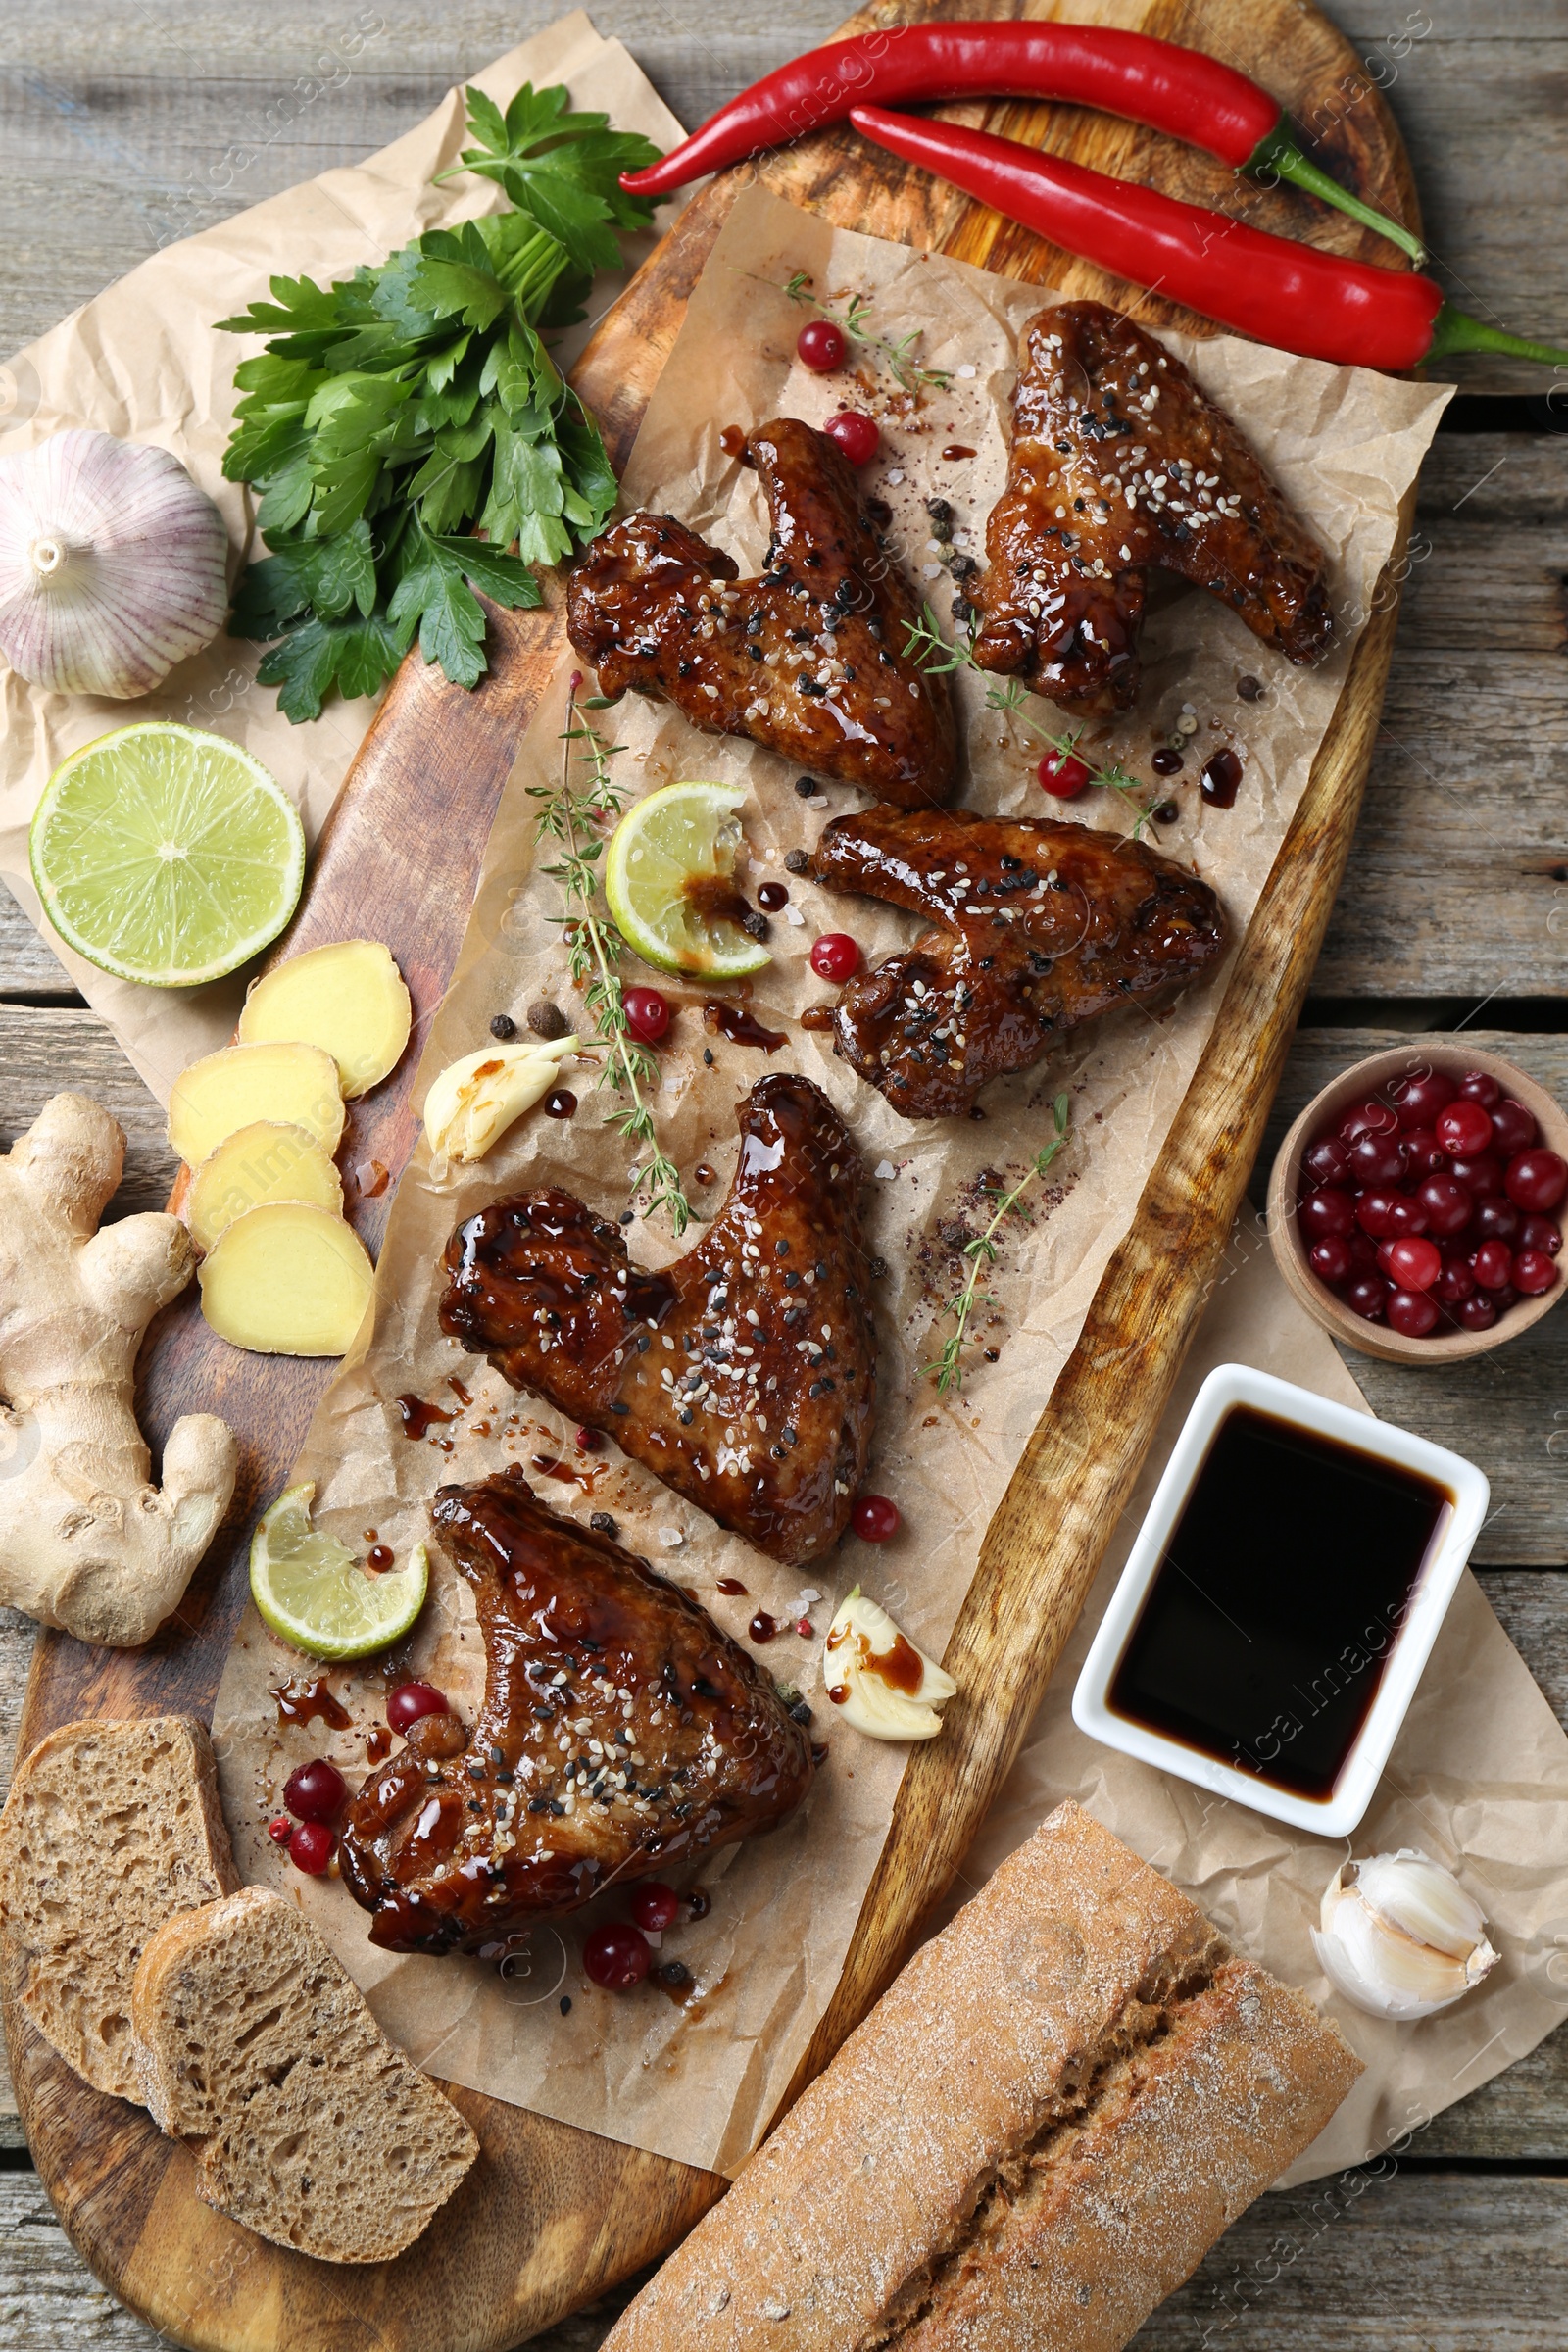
[1267,1044,1568,1365]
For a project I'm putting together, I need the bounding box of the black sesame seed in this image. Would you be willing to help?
[560,1995,572,2015]
[703,1048,715,1065]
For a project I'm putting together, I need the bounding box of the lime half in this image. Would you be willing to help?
[30,723,306,988]
[251,1483,427,1661]
[605,780,772,978]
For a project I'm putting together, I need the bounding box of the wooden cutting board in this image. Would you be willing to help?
[3,3,1421,2345]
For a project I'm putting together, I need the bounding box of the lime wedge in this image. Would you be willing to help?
[604,780,771,978]
[251,1483,427,1661]
[30,723,306,988]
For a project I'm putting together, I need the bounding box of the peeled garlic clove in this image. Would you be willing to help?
[422,1036,577,1163]
[0,430,229,697]
[1312,1850,1499,2022]
[822,1586,956,1741]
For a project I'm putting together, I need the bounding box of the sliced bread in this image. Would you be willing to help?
[0,1714,238,2101]
[132,1886,479,2263]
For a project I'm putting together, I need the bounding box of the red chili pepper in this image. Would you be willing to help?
[848,106,1568,375]
[620,22,1423,263]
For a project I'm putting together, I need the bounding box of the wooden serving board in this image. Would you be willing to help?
[4,4,1421,2346]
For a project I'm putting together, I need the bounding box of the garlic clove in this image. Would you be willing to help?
[1312,1851,1499,2022]
[0,431,229,698]
[422,1036,578,1163]
[822,1587,956,1741]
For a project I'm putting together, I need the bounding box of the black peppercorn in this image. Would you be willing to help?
[1237,674,1263,702]
[489,1012,517,1040]
[795,774,819,798]
[589,1512,618,1538]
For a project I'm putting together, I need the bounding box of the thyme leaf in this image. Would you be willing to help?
[924,1095,1071,1396]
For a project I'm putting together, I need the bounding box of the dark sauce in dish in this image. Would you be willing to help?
[1106,1405,1450,1799]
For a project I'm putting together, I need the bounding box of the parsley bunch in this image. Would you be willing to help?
[217,83,661,721]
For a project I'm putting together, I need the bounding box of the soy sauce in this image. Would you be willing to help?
[1106,1406,1451,1799]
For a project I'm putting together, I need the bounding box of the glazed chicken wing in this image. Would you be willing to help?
[809,808,1227,1120]
[969,301,1332,715]
[337,1468,813,1954]
[565,416,956,808]
[438,1075,876,1565]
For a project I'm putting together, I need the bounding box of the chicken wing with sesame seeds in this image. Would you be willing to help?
[808,807,1227,1121]
[336,1467,813,1955]
[436,1074,877,1566]
[968,301,1333,716]
[564,416,957,808]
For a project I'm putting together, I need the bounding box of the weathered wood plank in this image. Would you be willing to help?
[0,1008,174,1213]
[0,897,73,1003]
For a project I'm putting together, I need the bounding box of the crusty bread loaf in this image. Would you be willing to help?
[0,1714,238,2101]
[604,1801,1361,2352]
[132,1886,478,2263]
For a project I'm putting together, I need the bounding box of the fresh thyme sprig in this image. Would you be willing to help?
[904,605,1161,840]
[925,1096,1071,1396]
[527,677,691,1235]
[777,270,952,392]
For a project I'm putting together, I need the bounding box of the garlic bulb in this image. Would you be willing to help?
[0,430,228,697]
[1311,1849,1498,2021]
[422,1035,578,1163]
[822,1587,956,1740]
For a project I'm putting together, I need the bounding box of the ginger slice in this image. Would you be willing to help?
[198,1204,373,1356]
[169,1041,344,1169]
[237,940,412,1100]
[187,1121,344,1253]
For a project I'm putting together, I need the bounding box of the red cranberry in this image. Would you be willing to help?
[1490,1097,1538,1156]
[288,1820,335,1875]
[1346,1229,1381,1272]
[1038,748,1092,797]
[1493,1281,1520,1312]
[1415,1175,1471,1238]
[628,1884,682,1934]
[1354,1188,1403,1240]
[822,410,879,465]
[810,932,860,983]
[387,1682,451,1736]
[1387,1288,1440,1339]
[1399,1129,1447,1178]
[1348,1131,1404,1187]
[623,986,670,1045]
[1512,1249,1559,1297]
[1340,1099,1397,1145]
[797,319,846,371]
[1520,1214,1562,1256]
[1309,1237,1352,1284]
[1504,1149,1567,1213]
[1472,1239,1514,1291]
[1457,1069,1500,1108]
[1385,1236,1442,1293]
[583,1922,652,1990]
[575,1425,606,1451]
[283,1758,346,1823]
[1302,1136,1351,1187]
[1473,1197,1521,1245]
[1390,1069,1456,1129]
[1437,1100,1494,1157]
[1453,1290,1496,1332]
[852,1494,901,1542]
[1436,1255,1476,1304]
[267,1815,293,1845]
[1343,1275,1390,1321]
[1449,1152,1503,1199]
[1302,1186,1356,1239]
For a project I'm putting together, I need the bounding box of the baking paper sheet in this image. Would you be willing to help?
[0,11,686,1103]
[206,184,1514,2181]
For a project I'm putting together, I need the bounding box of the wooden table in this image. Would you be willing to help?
[1,4,1564,2344]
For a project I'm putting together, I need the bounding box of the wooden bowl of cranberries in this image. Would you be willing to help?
[1267,1045,1568,1364]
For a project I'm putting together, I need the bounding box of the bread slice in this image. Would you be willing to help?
[603,1800,1361,2352]
[0,1714,238,2101]
[132,1886,478,2263]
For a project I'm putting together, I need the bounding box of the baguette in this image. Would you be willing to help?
[0,1714,238,2101]
[605,1801,1360,2352]
[132,1886,478,2263]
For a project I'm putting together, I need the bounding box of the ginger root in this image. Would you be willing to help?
[0,1095,238,1645]
[237,940,412,1100]
[187,1121,343,1252]
[168,1040,344,1170]
[198,1204,374,1356]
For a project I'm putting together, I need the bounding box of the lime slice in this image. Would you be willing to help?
[251,1483,427,1661]
[30,723,306,988]
[604,781,772,978]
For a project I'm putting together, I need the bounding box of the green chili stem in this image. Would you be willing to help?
[1246,123,1425,267]
[1427,303,1568,368]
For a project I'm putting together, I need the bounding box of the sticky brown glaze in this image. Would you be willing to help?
[564,417,956,808]
[337,1469,813,1954]
[809,808,1226,1120]
[438,1075,876,1565]
[969,302,1333,715]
